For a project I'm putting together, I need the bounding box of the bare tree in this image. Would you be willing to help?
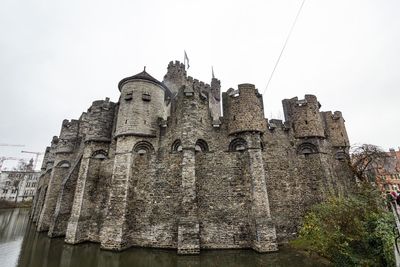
[349,144,390,183]
[13,159,28,171]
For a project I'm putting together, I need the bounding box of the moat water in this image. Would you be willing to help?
[0,208,330,267]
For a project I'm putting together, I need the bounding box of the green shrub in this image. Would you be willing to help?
[292,186,396,266]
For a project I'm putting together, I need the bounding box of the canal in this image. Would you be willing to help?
[0,208,330,267]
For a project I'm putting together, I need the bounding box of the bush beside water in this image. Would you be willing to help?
[292,186,396,266]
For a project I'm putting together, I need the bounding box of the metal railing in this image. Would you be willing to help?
[389,202,400,266]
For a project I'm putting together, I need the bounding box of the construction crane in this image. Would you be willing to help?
[0,144,25,147]
[0,157,23,171]
[21,151,44,170]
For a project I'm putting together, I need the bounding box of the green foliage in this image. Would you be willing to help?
[292,185,396,266]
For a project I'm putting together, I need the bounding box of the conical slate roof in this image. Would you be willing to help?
[118,69,170,94]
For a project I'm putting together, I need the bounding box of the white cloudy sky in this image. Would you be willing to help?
[0,0,399,169]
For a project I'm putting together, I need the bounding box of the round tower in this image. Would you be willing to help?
[223,83,266,135]
[282,94,325,139]
[115,69,171,138]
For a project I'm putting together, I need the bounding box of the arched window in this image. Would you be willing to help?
[297,143,318,155]
[195,139,209,152]
[91,150,108,160]
[57,160,71,168]
[171,139,182,153]
[229,138,247,152]
[335,151,347,161]
[133,141,154,155]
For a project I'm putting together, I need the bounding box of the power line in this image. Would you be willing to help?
[264,0,306,94]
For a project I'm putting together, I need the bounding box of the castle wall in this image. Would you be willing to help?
[48,156,81,237]
[31,61,355,255]
[196,151,252,248]
[37,119,80,232]
[36,158,71,232]
[126,152,181,248]
[31,170,51,223]
[100,136,142,250]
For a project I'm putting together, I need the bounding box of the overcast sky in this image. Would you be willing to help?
[1,0,399,169]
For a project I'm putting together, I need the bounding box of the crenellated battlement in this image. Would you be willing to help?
[168,60,186,72]
[163,61,187,94]
[282,94,325,139]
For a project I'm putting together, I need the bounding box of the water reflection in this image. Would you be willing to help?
[0,209,331,267]
[0,209,30,267]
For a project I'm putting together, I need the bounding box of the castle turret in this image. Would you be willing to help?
[223,83,266,135]
[322,111,349,147]
[115,69,170,138]
[282,94,325,139]
[162,61,187,94]
[222,83,277,252]
[56,120,80,153]
[85,98,116,142]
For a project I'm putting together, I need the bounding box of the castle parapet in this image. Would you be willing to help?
[163,60,187,94]
[85,98,116,142]
[223,84,266,135]
[322,111,349,147]
[282,94,325,139]
[56,119,80,154]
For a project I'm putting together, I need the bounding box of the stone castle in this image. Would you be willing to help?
[30,60,354,254]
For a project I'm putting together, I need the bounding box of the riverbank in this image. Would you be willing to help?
[0,200,32,209]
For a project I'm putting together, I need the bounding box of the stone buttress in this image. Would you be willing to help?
[223,83,278,252]
[36,120,80,233]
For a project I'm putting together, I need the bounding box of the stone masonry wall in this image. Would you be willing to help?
[282,95,325,138]
[31,61,355,255]
[223,84,267,135]
[196,151,252,248]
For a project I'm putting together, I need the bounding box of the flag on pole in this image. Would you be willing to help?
[184,50,190,69]
[212,66,215,79]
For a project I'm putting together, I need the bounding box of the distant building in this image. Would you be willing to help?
[0,160,40,202]
[370,148,400,192]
